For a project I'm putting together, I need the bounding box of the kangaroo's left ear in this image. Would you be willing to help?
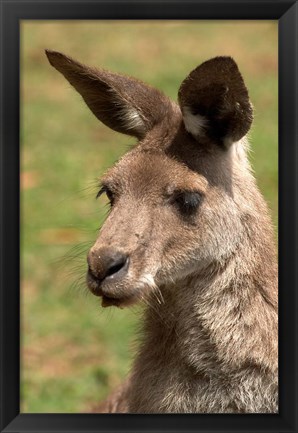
[178,57,253,147]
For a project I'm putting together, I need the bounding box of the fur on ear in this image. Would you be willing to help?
[178,57,253,147]
[45,50,172,139]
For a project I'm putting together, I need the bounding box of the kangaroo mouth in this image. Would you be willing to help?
[86,270,138,308]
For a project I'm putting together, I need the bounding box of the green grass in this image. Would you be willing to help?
[21,20,278,412]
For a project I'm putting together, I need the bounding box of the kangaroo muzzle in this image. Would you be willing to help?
[87,247,130,305]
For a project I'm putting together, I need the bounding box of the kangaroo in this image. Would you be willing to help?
[46,50,278,413]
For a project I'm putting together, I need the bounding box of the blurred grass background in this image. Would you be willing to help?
[21,21,278,412]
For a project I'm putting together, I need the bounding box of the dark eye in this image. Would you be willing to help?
[96,185,115,205]
[173,191,203,215]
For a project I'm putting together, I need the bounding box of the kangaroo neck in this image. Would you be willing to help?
[143,253,278,374]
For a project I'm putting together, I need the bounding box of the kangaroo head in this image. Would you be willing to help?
[46,51,254,307]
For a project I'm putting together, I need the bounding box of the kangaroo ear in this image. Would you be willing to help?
[45,50,171,139]
[178,57,253,147]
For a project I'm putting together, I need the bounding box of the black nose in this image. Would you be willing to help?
[88,248,129,283]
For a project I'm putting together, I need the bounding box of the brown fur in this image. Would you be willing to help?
[46,50,278,413]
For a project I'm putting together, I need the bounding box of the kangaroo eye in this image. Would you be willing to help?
[96,186,115,205]
[173,191,203,215]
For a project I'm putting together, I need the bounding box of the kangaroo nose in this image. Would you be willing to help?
[88,248,129,283]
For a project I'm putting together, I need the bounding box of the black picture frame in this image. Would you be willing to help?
[0,1,297,432]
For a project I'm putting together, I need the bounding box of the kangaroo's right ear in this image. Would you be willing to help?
[45,50,171,139]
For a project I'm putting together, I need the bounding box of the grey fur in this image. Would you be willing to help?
[46,51,278,414]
